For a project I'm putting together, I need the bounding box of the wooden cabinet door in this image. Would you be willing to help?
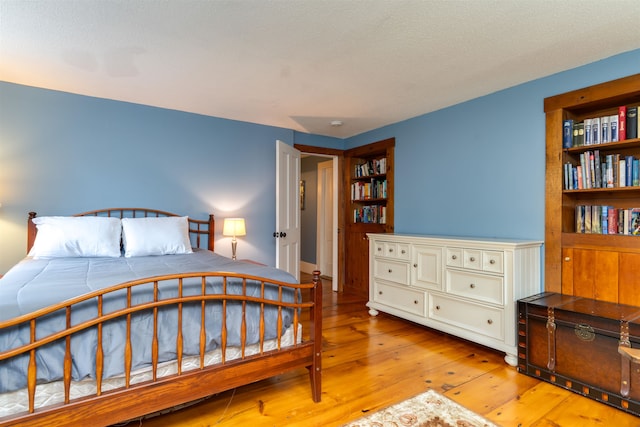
[345,231,370,297]
[562,247,620,303]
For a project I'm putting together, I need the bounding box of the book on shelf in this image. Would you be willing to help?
[563,119,574,149]
[619,106,627,141]
[627,106,638,139]
[574,205,640,236]
[610,114,619,142]
[607,207,618,234]
[576,165,583,189]
[353,205,386,224]
[584,118,592,145]
[591,117,600,145]
[576,205,585,233]
[592,206,602,234]
[584,207,592,233]
[573,122,585,146]
[601,115,610,143]
[594,150,602,188]
[601,206,608,234]
[354,158,387,177]
[632,208,640,235]
[351,178,387,201]
[563,106,640,148]
[619,158,626,188]
[564,153,640,190]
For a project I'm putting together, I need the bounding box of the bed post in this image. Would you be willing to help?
[208,214,215,251]
[309,270,322,402]
[27,212,37,254]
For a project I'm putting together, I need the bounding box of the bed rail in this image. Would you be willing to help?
[27,208,215,253]
[0,270,322,427]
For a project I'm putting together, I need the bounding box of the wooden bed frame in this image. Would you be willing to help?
[0,208,322,427]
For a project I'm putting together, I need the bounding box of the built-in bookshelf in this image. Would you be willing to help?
[343,137,395,297]
[545,73,640,303]
[351,157,388,224]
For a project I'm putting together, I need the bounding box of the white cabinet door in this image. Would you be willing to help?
[411,245,442,290]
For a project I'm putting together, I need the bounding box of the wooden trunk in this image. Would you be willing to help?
[518,292,640,416]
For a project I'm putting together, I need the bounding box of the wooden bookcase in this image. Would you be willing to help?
[544,73,640,305]
[344,137,395,297]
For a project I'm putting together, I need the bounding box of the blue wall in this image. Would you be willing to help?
[1,48,639,276]
[0,82,338,271]
[347,49,640,245]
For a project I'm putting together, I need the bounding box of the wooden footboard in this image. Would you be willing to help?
[0,270,322,427]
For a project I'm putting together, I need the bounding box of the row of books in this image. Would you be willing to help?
[563,106,639,148]
[575,205,640,235]
[351,179,387,201]
[354,205,386,224]
[563,151,640,190]
[354,158,387,177]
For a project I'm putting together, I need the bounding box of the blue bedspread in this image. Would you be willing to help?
[0,250,297,393]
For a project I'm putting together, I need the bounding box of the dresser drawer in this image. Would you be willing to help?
[384,242,410,260]
[445,247,463,268]
[482,250,503,274]
[463,249,482,270]
[373,259,410,285]
[373,241,410,260]
[373,281,425,316]
[429,293,504,340]
[453,249,504,274]
[446,269,504,305]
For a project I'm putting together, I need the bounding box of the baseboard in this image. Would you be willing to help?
[300,261,317,275]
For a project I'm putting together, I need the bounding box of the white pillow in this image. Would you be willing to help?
[121,216,193,257]
[29,216,122,258]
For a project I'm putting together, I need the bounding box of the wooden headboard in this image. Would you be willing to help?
[27,208,215,254]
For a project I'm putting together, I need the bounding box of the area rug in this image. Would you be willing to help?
[342,389,498,427]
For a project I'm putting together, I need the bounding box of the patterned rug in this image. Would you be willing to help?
[342,389,498,427]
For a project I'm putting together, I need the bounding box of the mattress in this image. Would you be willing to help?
[0,250,298,393]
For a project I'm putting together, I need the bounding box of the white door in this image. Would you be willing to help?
[275,140,300,280]
[317,160,334,282]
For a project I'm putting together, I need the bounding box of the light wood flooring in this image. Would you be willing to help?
[139,275,640,427]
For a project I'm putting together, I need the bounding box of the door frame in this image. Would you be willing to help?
[316,159,334,286]
[295,144,344,292]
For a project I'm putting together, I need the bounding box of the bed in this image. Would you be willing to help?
[0,208,322,426]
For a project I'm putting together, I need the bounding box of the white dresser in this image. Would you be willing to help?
[367,233,542,366]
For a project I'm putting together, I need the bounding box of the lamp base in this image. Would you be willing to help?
[231,239,238,260]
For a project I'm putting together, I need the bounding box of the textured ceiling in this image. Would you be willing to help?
[1,0,639,138]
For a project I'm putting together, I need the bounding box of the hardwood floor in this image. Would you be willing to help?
[139,277,640,427]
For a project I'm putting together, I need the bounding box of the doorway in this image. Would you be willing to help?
[300,154,339,291]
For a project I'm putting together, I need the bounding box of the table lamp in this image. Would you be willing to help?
[223,218,246,260]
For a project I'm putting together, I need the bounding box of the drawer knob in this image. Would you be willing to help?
[487,319,493,325]
[490,259,496,264]
[469,257,475,262]
[377,247,382,252]
[401,249,406,254]
[469,283,476,289]
[413,263,418,268]
[389,248,394,252]
[378,291,383,295]
[451,255,457,260]
[435,305,440,310]
[564,256,571,262]
[414,300,418,305]
[388,269,393,273]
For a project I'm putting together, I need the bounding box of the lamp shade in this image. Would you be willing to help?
[223,218,246,237]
